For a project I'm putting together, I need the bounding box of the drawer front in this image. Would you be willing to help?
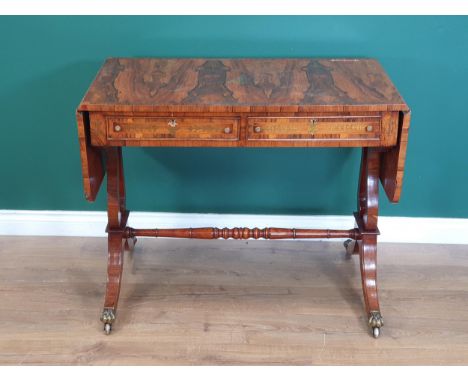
[107,117,239,141]
[247,116,381,141]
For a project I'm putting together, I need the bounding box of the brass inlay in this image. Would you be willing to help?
[168,119,178,128]
[107,117,239,141]
[251,121,375,135]
[309,119,318,134]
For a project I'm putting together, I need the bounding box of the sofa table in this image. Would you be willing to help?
[77,58,410,338]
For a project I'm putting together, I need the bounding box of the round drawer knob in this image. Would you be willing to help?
[114,125,122,132]
[254,126,261,133]
[224,127,232,134]
[366,125,373,132]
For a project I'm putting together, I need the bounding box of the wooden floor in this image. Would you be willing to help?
[0,236,468,365]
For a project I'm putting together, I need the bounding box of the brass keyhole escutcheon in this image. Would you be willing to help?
[309,118,318,134]
[168,119,178,128]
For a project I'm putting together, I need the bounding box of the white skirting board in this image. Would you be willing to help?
[0,210,467,244]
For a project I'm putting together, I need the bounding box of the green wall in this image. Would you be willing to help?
[1,16,467,217]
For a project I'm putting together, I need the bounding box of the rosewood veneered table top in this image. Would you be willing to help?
[78,58,408,113]
[77,58,410,205]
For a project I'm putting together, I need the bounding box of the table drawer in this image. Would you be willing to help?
[107,117,239,141]
[247,116,381,141]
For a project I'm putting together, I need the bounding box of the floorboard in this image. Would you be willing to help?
[0,236,467,365]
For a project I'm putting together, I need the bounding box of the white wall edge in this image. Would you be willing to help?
[0,210,467,245]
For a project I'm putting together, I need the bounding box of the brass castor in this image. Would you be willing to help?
[101,308,116,335]
[104,323,112,335]
[368,311,384,339]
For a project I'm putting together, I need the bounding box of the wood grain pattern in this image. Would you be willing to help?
[107,116,240,142]
[77,58,409,200]
[125,227,361,240]
[246,116,381,143]
[76,111,104,201]
[381,111,411,202]
[1,237,468,365]
[357,149,381,319]
[88,111,399,148]
[102,147,129,326]
[78,58,408,113]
